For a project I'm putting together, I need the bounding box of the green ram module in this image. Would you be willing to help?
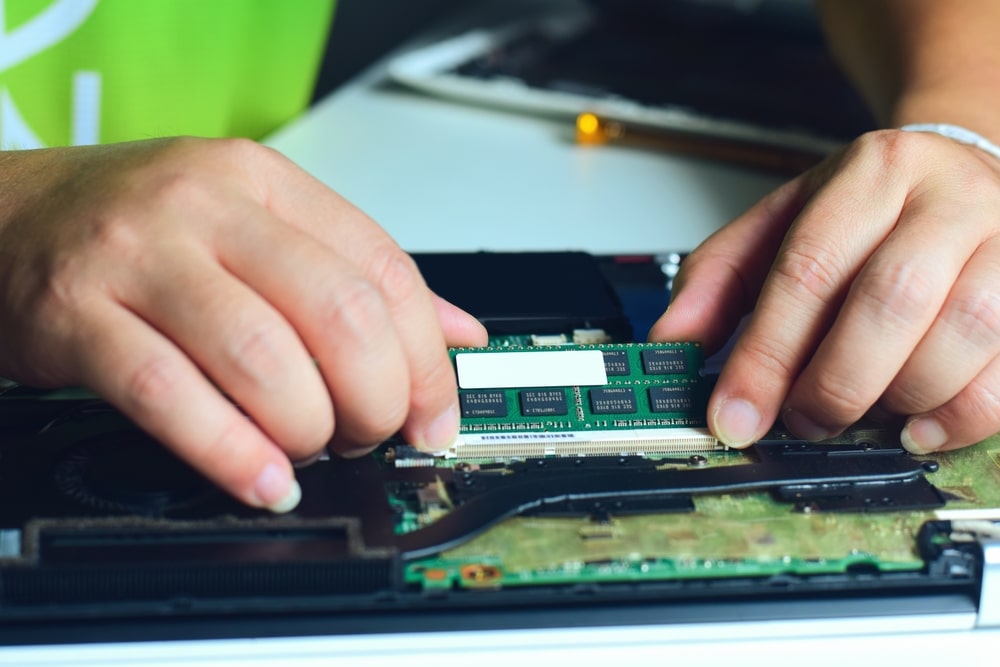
[443,342,716,460]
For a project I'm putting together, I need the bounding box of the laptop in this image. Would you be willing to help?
[0,251,997,658]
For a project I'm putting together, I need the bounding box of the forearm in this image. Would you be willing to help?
[817,0,1000,139]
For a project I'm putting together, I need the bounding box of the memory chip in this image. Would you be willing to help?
[519,389,568,416]
[602,350,630,376]
[648,385,694,412]
[641,348,688,375]
[589,387,638,415]
[460,391,508,418]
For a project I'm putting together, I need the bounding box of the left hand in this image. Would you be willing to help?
[649,128,1000,454]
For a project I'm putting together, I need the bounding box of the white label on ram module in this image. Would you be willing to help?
[455,350,608,389]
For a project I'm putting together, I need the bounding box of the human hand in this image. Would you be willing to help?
[649,129,1000,454]
[0,138,487,512]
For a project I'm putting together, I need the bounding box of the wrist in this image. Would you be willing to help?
[899,123,1000,163]
[899,123,1000,160]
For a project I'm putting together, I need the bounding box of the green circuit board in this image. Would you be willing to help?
[397,437,1000,590]
[384,340,1000,591]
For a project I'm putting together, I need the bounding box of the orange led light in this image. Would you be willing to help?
[576,112,607,144]
[577,112,600,136]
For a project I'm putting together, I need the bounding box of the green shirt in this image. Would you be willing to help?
[0,0,335,148]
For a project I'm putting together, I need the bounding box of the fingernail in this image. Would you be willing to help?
[292,450,325,468]
[782,409,835,442]
[901,416,948,454]
[253,463,301,513]
[416,403,461,451]
[712,398,762,447]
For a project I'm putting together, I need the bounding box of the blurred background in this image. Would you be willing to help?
[312,0,820,100]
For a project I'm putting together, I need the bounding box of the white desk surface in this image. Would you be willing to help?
[5,1,997,663]
[269,85,787,254]
[266,2,787,255]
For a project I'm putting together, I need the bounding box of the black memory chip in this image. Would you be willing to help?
[460,390,508,418]
[641,348,688,375]
[589,387,638,414]
[519,389,568,416]
[602,349,630,376]
[648,385,694,412]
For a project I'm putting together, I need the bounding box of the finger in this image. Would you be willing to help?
[782,198,984,438]
[124,242,331,464]
[648,171,819,352]
[361,248,463,453]
[74,301,300,512]
[901,352,1000,454]
[708,143,908,446]
[215,208,413,455]
[882,238,1000,415]
[242,149,465,452]
[432,293,488,347]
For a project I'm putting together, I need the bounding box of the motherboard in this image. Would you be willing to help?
[0,252,997,634]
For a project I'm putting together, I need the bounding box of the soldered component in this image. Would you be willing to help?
[519,390,568,416]
[589,387,638,415]
[649,385,694,412]
[641,348,689,375]
[530,333,569,346]
[601,349,630,376]
[572,328,612,345]
[459,391,508,418]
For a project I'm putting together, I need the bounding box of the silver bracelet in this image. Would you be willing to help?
[899,122,1000,161]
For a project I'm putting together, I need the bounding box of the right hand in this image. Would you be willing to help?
[0,137,487,512]
[649,129,1000,455]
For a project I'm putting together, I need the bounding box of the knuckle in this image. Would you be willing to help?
[128,140,253,212]
[853,260,937,326]
[968,381,1000,424]
[319,276,388,339]
[944,291,1000,347]
[940,380,1000,439]
[123,354,183,412]
[369,247,425,305]
[808,369,872,423]
[86,213,147,271]
[771,242,845,303]
[227,320,286,384]
[848,129,918,170]
[140,168,216,214]
[203,138,285,185]
[216,137,281,172]
[214,136,264,157]
[737,334,800,388]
